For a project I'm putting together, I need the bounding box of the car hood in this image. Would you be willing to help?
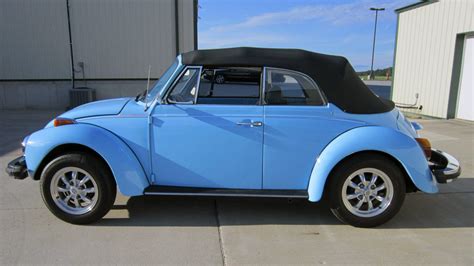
[57,98,131,120]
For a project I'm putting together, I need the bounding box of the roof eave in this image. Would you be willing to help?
[395,0,438,13]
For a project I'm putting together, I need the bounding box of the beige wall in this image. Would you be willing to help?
[0,0,71,80]
[0,0,196,80]
[0,80,149,109]
[392,0,474,118]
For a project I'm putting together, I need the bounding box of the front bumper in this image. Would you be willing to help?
[429,149,461,183]
[5,156,28,180]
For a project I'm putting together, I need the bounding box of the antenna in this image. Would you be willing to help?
[144,65,151,110]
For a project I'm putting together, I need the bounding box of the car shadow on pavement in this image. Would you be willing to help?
[97,185,474,229]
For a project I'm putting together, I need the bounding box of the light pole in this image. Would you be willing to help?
[369,7,385,80]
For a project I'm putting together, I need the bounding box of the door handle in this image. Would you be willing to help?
[237,121,263,127]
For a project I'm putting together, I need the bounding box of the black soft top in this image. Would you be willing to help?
[182,47,394,114]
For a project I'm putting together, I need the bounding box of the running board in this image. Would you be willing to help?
[144,186,308,198]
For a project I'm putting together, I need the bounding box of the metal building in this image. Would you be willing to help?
[0,0,197,109]
[392,0,473,121]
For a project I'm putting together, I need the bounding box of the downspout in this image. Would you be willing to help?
[66,0,75,88]
[193,0,198,50]
[174,0,180,56]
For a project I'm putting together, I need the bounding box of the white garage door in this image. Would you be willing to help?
[456,35,474,121]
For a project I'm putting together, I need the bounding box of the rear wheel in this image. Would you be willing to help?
[328,154,406,227]
[40,153,116,224]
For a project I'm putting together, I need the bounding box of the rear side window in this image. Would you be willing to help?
[197,67,261,105]
[264,68,325,106]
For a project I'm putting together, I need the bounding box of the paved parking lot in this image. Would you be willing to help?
[1,110,473,265]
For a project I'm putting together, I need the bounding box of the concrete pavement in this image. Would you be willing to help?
[1,110,473,265]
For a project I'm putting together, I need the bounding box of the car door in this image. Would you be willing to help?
[151,66,264,189]
[262,67,357,189]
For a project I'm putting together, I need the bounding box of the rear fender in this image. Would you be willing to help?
[25,123,149,196]
[307,126,438,202]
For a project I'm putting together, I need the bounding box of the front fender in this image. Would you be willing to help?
[25,123,149,196]
[307,126,438,202]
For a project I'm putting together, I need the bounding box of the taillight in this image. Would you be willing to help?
[53,118,76,127]
[416,138,432,159]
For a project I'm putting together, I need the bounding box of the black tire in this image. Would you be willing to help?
[39,153,116,224]
[328,154,406,228]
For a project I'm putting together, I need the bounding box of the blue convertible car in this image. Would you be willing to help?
[7,48,461,227]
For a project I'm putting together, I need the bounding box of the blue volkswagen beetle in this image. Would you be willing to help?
[6,48,461,227]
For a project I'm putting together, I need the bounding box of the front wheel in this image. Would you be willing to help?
[328,154,406,227]
[40,153,116,224]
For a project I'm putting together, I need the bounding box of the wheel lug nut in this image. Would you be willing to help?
[357,195,363,200]
[371,185,375,189]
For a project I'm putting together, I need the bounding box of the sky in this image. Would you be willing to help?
[198,0,417,71]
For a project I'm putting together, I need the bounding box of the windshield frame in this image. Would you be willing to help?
[140,55,183,110]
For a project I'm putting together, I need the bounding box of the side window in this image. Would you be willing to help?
[167,68,200,103]
[197,67,261,105]
[265,68,325,106]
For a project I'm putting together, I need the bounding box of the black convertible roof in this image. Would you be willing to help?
[182,47,394,114]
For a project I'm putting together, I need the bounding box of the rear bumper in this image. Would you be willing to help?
[5,156,28,180]
[429,149,461,183]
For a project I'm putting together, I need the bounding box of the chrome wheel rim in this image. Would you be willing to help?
[341,168,394,218]
[50,167,98,215]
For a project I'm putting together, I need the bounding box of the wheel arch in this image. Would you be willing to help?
[307,126,438,202]
[32,144,111,181]
[25,124,150,196]
[320,150,417,201]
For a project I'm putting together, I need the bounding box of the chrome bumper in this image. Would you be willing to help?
[429,149,461,183]
[6,156,28,180]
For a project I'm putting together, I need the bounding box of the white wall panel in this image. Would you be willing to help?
[392,0,474,118]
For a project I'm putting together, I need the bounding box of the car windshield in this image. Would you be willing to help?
[141,59,179,104]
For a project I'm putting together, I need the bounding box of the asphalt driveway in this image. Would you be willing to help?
[1,110,473,265]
